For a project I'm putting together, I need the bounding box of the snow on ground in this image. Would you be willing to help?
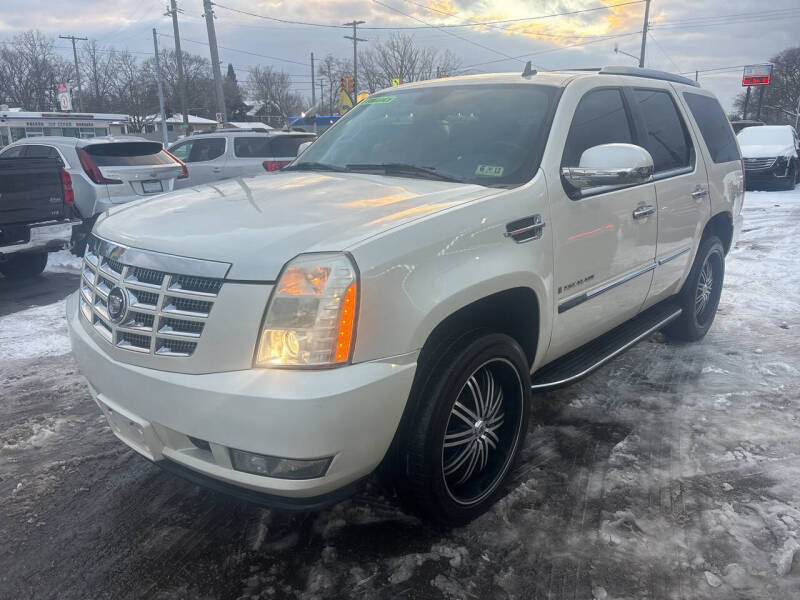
[0,188,799,599]
[0,298,70,361]
[44,250,82,273]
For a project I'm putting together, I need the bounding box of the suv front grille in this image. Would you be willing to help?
[79,239,224,358]
[743,157,776,171]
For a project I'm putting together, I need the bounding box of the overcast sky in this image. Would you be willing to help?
[1,0,797,111]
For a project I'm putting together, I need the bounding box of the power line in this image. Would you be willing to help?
[372,0,528,66]
[652,7,800,27]
[457,30,642,71]
[647,31,681,73]
[212,1,645,31]
[158,33,308,66]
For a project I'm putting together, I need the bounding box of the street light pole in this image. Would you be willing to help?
[166,0,190,134]
[343,21,366,104]
[153,29,169,148]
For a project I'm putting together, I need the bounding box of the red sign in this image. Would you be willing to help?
[742,64,773,87]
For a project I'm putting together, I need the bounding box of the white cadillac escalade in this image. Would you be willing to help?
[67,66,744,524]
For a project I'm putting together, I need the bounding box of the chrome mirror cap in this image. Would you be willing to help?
[561,143,654,189]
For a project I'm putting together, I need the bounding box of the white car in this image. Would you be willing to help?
[67,66,743,523]
[167,130,316,188]
[737,124,800,190]
[0,136,185,253]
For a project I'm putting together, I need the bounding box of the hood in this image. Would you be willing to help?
[95,171,495,280]
[739,143,794,159]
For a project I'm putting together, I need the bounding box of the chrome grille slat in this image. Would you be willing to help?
[79,236,222,358]
[743,157,777,170]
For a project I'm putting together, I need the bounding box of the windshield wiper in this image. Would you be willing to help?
[345,163,464,183]
[284,161,350,173]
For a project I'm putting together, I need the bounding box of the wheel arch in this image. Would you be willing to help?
[702,210,733,255]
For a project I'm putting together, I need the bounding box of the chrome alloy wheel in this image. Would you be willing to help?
[695,257,714,321]
[441,358,524,506]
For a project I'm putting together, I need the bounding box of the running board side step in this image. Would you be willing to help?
[531,301,682,391]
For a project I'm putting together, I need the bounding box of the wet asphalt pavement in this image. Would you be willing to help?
[1,190,800,600]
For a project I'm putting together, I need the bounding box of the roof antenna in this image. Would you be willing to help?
[521,61,536,78]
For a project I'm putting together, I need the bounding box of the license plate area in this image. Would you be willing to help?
[142,180,164,194]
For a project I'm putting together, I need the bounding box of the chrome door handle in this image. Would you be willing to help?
[632,205,656,220]
[691,186,708,199]
[212,168,222,173]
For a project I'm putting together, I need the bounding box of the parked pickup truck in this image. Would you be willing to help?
[0,157,76,279]
[67,66,744,524]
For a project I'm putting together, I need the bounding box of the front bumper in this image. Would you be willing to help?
[744,159,792,184]
[66,292,417,504]
[0,220,76,256]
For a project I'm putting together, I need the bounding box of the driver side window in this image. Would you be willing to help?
[562,88,634,167]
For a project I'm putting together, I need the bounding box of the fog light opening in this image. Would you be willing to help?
[229,449,332,480]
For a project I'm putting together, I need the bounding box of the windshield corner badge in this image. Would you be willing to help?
[107,286,128,324]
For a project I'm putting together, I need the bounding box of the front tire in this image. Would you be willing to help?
[0,252,48,280]
[397,332,531,525]
[663,236,725,342]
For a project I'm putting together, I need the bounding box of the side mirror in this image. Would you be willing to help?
[297,141,313,156]
[561,143,654,190]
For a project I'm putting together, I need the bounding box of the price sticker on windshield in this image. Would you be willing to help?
[475,164,504,177]
[362,96,395,105]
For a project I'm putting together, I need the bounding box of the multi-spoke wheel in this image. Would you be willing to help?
[395,331,530,525]
[664,235,725,342]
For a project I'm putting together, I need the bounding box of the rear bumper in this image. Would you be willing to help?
[0,220,76,256]
[66,292,417,502]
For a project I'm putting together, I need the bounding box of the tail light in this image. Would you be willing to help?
[263,160,291,172]
[61,170,75,205]
[77,148,122,184]
[164,149,189,179]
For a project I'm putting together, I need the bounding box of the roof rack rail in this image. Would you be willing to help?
[599,66,700,87]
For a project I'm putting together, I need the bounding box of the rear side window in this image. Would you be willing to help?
[24,145,64,166]
[234,137,271,158]
[563,88,633,167]
[270,135,316,157]
[85,142,173,166]
[632,89,692,173]
[683,93,740,163]
[0,146,25,158]
[188,138,226,162]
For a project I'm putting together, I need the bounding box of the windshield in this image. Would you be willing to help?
[737,125,793,147]
[291,83,559,187]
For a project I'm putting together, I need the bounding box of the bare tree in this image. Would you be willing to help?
[80,41,117,113]
[358,33,461,92]
[247,65,304,127]
[0,30,71,110]
[316,54,352,114]
[109,51,157,132]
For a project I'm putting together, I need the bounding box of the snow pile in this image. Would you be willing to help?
[0,298,70,361]
[45,250,82,272]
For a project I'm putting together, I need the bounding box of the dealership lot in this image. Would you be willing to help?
[1,189,798,600]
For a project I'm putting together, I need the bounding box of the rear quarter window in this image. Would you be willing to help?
[683,93,740,163]
[632,89,693,173]
[270,135,316,157]
[234,137,271,158]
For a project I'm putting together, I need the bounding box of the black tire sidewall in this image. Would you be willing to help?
[668,236,725,341]
[400,332,531,525]
[0,252,48,280]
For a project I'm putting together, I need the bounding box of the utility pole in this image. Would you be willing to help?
[695,70,698,82]
[638,0,651,68]
[202,0,227,125]
[311,52,316,107]
[166,0,190,134]
[153,29,169,148]
[319,79,325,111]
[743,87,751,120]
[59,34,87,112]
[343,21,366,104]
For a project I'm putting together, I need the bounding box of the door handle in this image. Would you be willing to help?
[632,205,656,220]
[691,186,709,200]
[211,167,222,173]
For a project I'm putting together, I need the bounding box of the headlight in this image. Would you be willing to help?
[255,253,358,368]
